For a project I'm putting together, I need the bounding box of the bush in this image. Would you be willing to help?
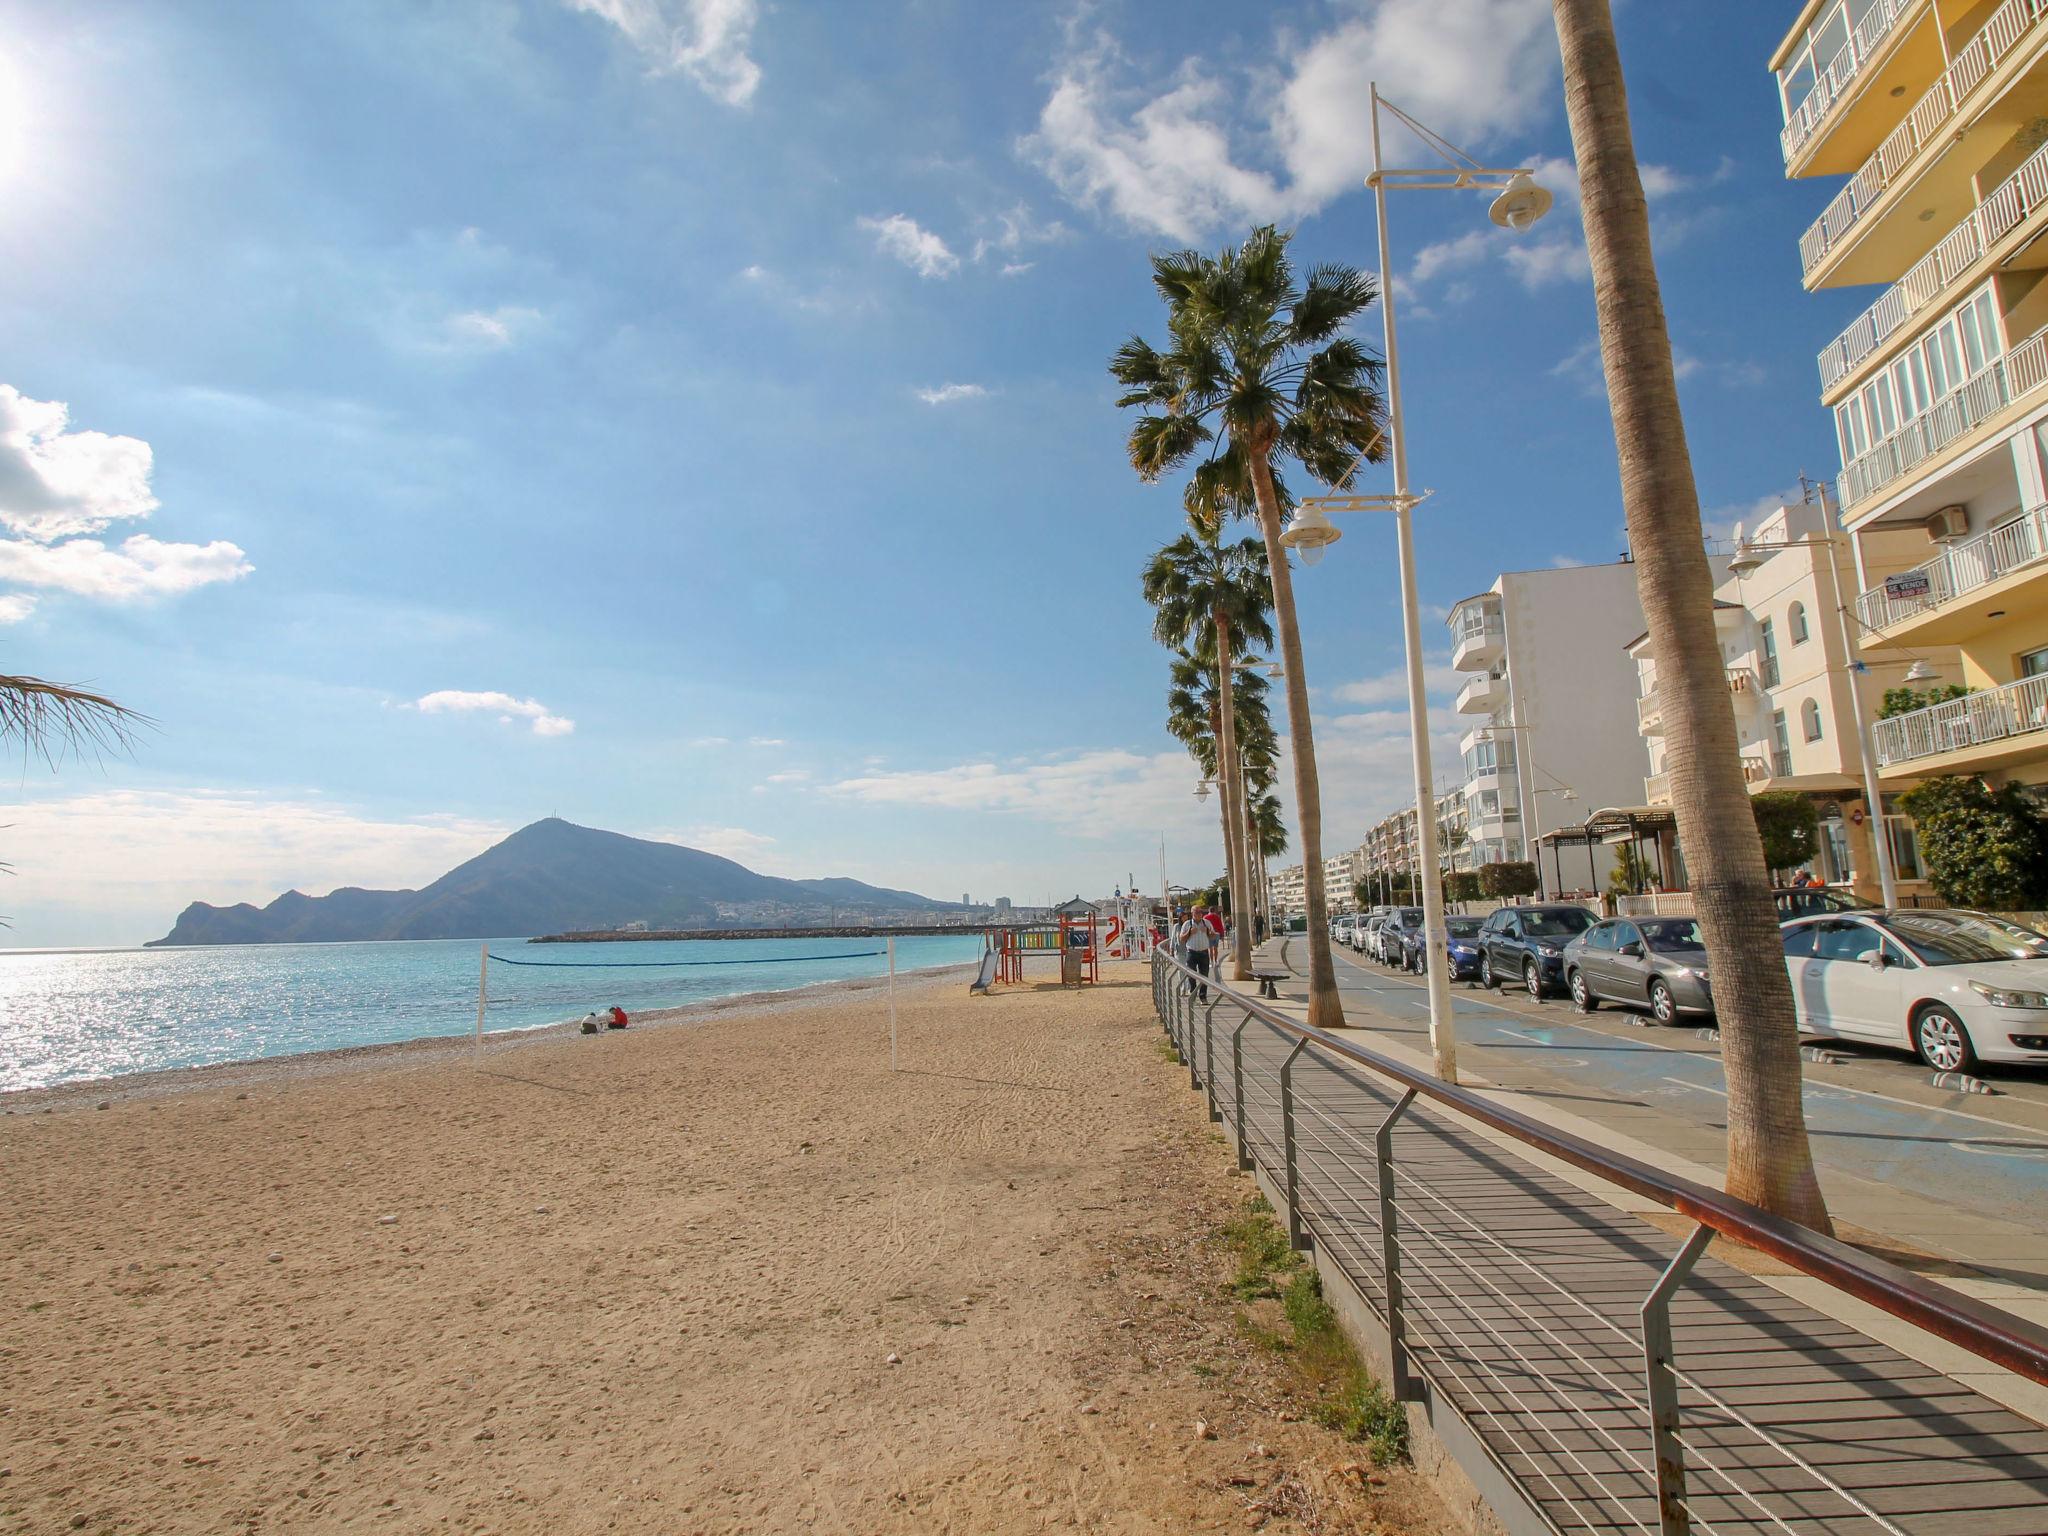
[1878,684,1969,720]
[1898,776,2048,909]
[1605,845,1652,898]
[1445,870,1483,903]
[1479,861,1539,899]
[1751,791,1819,878]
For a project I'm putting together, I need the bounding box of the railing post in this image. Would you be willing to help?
[1377,1088,1420,1401]
[1280,1038,1311,1252]
[1190,998,1204,1090]
[1204,1001,1219,1119]
[1642,1223,1713,1536]
[1232,1016,1252,1170]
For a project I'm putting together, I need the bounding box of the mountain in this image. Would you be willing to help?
[149,818,954,946]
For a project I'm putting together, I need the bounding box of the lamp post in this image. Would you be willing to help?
[1281,85,1550,1085]
[1728,531,1899,907]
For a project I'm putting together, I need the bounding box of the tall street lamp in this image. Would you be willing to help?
[1282,85,1551,1085]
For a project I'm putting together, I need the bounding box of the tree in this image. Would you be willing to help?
[1165,653,1275,948]
[1899,776,2048,910]
[1114,227,1385,1030]
[1446,870,1484,905]
[1145,533,1274,980]
[1554,0,1830,1230]
[1750,792,1820,880]
[1606,844,1653,898]
[1878,684,1969,720]
[1480,861,1539,900]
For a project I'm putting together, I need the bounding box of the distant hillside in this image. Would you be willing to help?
[149,818,953,946]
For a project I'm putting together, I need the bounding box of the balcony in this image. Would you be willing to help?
[1449,607,1505,673]
[1644,770,1670,805]
[1780,0,1927,168]
[1455,671,1504,716]
[1742,750,1797,785]
[1838,326,2048,509]
[1798,0,2048,281]
[1855,504,2048,635]
[1818,137,2048,394]
[1636,689,1664,736]
[1875,672,2048,768]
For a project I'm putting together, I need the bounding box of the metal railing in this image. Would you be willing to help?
[1781,0,1918,165]
[1839,327,2048,508]
[1874,671,2048,764]
[1818,137,2048,395]
[1799,0,2048,277]
[1855,504,2048,629]
[1148,945,2048,1535]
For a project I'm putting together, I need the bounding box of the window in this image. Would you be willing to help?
[1802,698,1824,742]
[1838,286,2004,473]
[1781,924,1820,958]
[1775,0,1861,121]
[1759,618,1780,687]
[1586,923,1616,952]
[1613,922,1643,952]
[1772,709,1791,756]
[1814,921,1880,962]
[1640,918,1706,952]
[1789,602,1810,644]
[2021,646,2048,679]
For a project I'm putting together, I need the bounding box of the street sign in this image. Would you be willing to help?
[1884,571,1933,600]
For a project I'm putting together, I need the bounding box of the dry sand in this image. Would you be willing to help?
[2,963,1447,1535]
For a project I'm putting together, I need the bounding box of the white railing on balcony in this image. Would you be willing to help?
[1838,326,2048,507]
[1855,503,2048,628]
[1782,0,1918,164]
[1817,136,2048,392]
[1636,689,1663,733]
[1798,0,2048,277]
[1455,672,1503,714]
[1644,770,1670,803]
[1874,671,2048,763]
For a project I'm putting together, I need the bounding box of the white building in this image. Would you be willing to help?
[1448,560,1713,887]
[1272,862,1307,916]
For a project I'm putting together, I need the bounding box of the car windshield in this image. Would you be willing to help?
[1638,918,1705,952]
[1398,909,1423,924]
[1520,908,1593,937]
[1885,912,2047,965]
[1446,917,1483,938]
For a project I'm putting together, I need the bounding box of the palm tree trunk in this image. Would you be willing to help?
[1213,610,1255,980]
[1246,446,1345,1029]
[1553,0,1829,1230]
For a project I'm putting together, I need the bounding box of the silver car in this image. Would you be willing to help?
[1562,916,1714,1025]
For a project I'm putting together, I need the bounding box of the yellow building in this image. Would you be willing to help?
[1775,0,2048,788]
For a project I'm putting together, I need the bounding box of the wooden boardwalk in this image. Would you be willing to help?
[1163,971,2048,1535]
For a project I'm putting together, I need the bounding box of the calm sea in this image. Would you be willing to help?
[0,934,987,1093]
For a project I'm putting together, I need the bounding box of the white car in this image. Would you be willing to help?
[1780,910,2048,1072]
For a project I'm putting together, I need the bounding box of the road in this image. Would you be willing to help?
[1275,939,2048,1281]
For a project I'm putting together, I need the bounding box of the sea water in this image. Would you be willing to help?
[0,934,987,1092]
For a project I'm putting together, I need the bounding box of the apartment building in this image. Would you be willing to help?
[1775,0,2048,793]
[1628,496,1960,895]
[1357,789,1471,890]
[1271,862,1307,917]
[1448,562,1686,887]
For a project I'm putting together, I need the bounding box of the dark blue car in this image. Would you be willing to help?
[1477,903,1598,998]
[1398,914,1487,979]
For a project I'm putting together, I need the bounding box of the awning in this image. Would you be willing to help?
[1533,806,1679,848]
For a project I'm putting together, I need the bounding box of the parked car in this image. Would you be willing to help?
[1947,910,2048,958]
[1331,915,1355,948]
[1772,886,1874,921]
[1562,916,1713,1024]
[1477,904,1598,997]
[1377,908,1424,965]
[1400,914,1487,979]
[1781,909,2048,1071]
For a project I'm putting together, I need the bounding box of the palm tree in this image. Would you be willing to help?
[1165,652,1274,952]
[1,675,138,763]
[1144,533,1273,980]
[1552,0,1830,1231]
[1114,227,1385,1030]
[1251,786,1287,933]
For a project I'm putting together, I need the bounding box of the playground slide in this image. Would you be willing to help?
[969,947,999,995]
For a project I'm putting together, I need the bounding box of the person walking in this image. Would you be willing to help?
[1179,903,1216,1001]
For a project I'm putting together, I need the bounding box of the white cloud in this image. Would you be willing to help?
[0,533,251,600]
[969,202,1069,264]
[914,382,988,405]
[999,261,1035,278]
[0,789,511,948]
[442,304,542,349]
[0,592,35,622]
[689,734,732,748]
[0,384,159,541]
[824,748,1213,841]
[1328,659,1459,708]
[762,770,809,785]
[659,823,782,867]
[858,214,960,279]
[747,735,785,746]
[415,689,574,737]
[563,0,761,106]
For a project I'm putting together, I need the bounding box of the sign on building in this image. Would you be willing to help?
[1883,571,1933,600]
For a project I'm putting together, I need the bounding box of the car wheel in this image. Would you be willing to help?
[1570,969,1596,1011]
[1649,979,1677,1026]
[1524,960,1543,1000]
[1480,954,1496,990]
[1913,1005,1978,1074]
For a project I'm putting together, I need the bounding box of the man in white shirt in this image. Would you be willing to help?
[1177,903,1215,1001]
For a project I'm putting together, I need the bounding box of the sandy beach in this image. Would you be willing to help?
[2,964,1443,1535]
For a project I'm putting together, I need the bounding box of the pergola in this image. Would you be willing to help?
[1531,806,1678,899]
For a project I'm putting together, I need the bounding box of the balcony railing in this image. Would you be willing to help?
[1839,326,2048,507]
[1818,136,2048,393]
[1855,504,2048,628]
[1644,770,1670,802]
[1781,0,1918,165]
[1798,0,2048,277]
[1874,671,2048,764]
[1636,689,1663,733]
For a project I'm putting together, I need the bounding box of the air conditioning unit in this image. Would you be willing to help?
[1924,505,1969,543]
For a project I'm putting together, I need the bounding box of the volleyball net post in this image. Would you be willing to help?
[887,935,898,1072]
[474,943,487,1061]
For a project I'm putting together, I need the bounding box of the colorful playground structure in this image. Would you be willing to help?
[992,897,1100,986]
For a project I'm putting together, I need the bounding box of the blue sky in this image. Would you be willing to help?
[1,0,1861,946]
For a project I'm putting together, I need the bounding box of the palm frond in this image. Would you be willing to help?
[0,675,146,767]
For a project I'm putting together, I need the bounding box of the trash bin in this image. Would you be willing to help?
[1060,947,1083,987]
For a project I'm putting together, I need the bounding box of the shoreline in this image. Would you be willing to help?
[3,960,977,1112]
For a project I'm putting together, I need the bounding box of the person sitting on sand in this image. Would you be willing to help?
[581,1011,601,1035]
[607,1005,629,1029]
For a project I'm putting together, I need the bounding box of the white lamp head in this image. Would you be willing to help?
[1194,781,1212,803]
[1727,539,1764,577]
[1280,503,1341,566]
[1903,658,1938,682]
[1489,172,1553,232]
